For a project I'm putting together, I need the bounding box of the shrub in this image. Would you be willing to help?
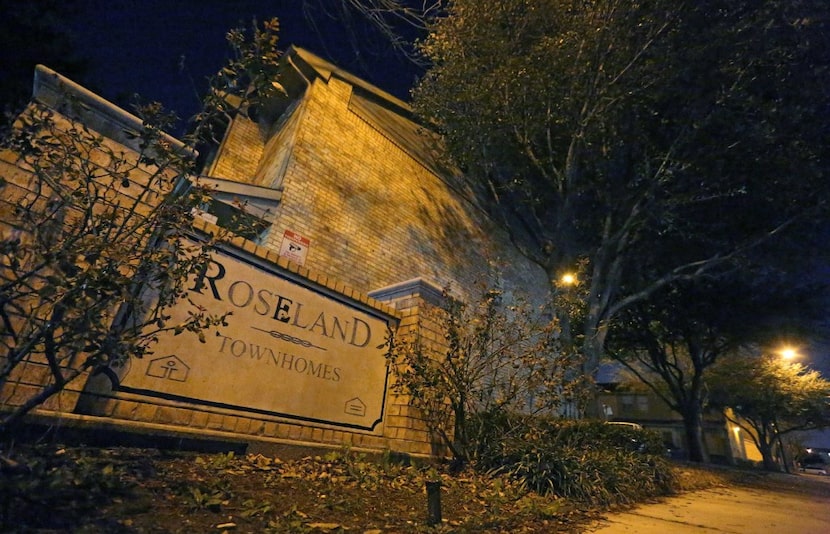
[478,418,676,505]
[387,285,589,464]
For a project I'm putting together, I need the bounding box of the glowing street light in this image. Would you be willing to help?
[560,273,577,286]
[779,347,798,361]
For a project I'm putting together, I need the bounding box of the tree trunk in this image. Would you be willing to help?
[682,404,710,463]
[758,439,779,471]
[582,321,607,377]
[576,328,605,418]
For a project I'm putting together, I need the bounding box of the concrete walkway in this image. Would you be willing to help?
[588,477,830,533]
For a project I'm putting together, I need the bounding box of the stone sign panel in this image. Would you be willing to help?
[110,245,394,432]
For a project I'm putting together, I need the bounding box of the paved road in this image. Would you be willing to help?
[588,475,830,533]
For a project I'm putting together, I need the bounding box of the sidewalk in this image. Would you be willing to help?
[587,477,830,533]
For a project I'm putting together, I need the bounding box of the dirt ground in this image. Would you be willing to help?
[0,444,597,533]
[2,443,827,533]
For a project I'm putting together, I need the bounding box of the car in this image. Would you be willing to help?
[798,453,828,475]
[604,422,678,457]
[800,463,828,475]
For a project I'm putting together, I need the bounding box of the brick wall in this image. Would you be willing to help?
[207,113,264,182]
[208,71,547,301]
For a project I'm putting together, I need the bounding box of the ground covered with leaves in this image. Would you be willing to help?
[1,444,598,533]
[1,444,827,533]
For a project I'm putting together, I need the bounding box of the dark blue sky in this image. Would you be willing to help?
[64,0,423,130]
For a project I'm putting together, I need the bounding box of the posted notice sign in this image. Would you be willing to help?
[279,230,310,265]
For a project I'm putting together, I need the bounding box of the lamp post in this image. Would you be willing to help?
[775,346,799,473]
[556,271,579,416]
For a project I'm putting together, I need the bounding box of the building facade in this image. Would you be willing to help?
[202,46,543,299]
[0,48,548,458]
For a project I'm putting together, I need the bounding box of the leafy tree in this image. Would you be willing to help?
[0,98,226,435]
[412,0,830,374]
[387,285,588,464]
[0,19,283,437]
[605,271,826,462]
[709,353,830,471]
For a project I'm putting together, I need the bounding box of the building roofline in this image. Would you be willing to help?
[32,64,192,157]
[284,46,414,118]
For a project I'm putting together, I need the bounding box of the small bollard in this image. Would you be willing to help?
[426,479,442,526]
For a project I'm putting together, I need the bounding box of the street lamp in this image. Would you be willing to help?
[560,273,577,287]
[774,345,800,474]
[779,347,798,361]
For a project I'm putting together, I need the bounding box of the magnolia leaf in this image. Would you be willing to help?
[307,523,341,531]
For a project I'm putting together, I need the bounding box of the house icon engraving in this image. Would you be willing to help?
[344,397,366,417]
[146,355,190,382]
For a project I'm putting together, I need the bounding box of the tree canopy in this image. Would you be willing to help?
[605,266,827,461]
[412,0,830,371]
[710,352,830,470]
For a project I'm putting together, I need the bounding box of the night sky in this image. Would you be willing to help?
[61,0,424,131]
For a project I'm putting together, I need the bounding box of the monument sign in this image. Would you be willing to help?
[111,245,394,432]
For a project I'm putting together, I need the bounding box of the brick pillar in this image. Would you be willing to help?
[369,278,451,458]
